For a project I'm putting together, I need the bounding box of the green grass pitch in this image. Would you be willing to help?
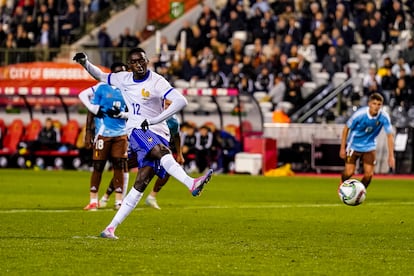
[0,169,413,275]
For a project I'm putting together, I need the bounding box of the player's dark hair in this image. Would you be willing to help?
[110,62,127,73]
[128,47,146,57]
[369,92,384,103]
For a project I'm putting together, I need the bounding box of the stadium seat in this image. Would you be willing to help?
[253,91,269,102]
[174,79,190,89]
[61,119,80,146]
[0,119,24,153]
[358,53,372,73]
[22,119,42,141]
[332,72,349,88]
[195,80,209,89]
[368,44,384,61]
[310,62,322,80]
[345,62,360,78]
[314,72,330,87]
[351,44,365,61]
[301,81,317,99]
[259,101,273,113]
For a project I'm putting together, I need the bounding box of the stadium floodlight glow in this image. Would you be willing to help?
[0,156,8,167]
[54,157,64,169]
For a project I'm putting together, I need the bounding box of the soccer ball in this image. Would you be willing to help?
[338,179,366,206]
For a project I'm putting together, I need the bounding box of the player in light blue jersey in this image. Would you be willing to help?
[79,62,129,211]
[74,48,213,239]
[339,93,395,188]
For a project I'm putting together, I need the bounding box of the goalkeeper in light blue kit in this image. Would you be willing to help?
[339,92,395,188]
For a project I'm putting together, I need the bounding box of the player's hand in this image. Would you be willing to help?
[106,106,121,118]
[95,106,105,118]
[73,52,87,65]
[141,119,149,131]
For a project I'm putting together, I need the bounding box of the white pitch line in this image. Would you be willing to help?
[0,202,413,214]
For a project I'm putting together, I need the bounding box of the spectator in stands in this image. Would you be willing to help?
[392,57,411,79]
[227,63,243,89]
[280,33,294,56]
[195,125,214,173]
[379,57,397,104]
[314,30,331,62]
[360,14,383,49]
[206,58,227,88]
[400,38,414,67]
[252,17,272,45]
[98,25,114,68]
[362,65,381,97]
[239,75,255,94]
[267,72,287,106]
[187,24,204,56]
[226,9,247,41]
[254,66,274,92]
[1,33,16,64]
[181,55,203,85]
[175,20,193,46]
[15,24,33,62]
[36,22,56,61]
[220,0,238,23]
[59,2,80,44]
[295,53,312,82]
[250,0,271,16]
[19,117,61,153]
[340,16,355,47]
[388,13,405,44]
[283,77,303,108]
[384,0,406,44]
[240,54,256,80]
[392,77,411,109]
[181,122,198,173]
[198,46,215,76]
[322,45,342,78]
[22,14,37,41]
[298,33,317,63]
[286,16,302,45]
[229,38,244,64]
[335,36,350,68]
[9,5,25,34]
[208,123,241,174]
[155,35,175,70]
[117,27,137,48]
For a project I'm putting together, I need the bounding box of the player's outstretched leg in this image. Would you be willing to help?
[191,169,213,197]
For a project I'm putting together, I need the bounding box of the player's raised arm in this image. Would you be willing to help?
[73,52,110,83]
[147,89,188,125]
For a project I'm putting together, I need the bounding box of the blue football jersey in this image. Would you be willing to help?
[91,83,127,137]
[346,106,393,152]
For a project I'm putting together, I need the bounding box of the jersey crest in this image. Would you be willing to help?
[141,88,150,98]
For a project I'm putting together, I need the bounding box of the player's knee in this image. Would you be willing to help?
[112,158,127,170]
[93,160,106,172]
[151,144,171,159]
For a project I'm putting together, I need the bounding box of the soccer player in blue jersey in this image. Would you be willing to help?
[74,48,213,239]
[339,92,395,188]
[79,62,129,211]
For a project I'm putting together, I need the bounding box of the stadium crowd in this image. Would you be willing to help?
[2,0,414,122]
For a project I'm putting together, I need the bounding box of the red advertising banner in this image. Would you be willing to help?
[0,62,109,96]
